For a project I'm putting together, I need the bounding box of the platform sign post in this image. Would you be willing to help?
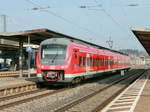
[19,40,23,77]
[26,35,32,78]
[26,46,33,79]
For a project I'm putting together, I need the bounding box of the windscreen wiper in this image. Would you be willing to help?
[51,47,58,63]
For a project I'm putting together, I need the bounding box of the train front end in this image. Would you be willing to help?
[36,38,71,85]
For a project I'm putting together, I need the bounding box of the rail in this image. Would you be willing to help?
[53,69,146,112]
[0,69,145,111]
[0,82,37,97]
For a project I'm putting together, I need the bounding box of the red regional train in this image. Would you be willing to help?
[36,38,130,85]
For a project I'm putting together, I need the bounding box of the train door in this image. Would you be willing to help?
[108,56,111,70]
[86,53,90,73]
[72,49,79,73]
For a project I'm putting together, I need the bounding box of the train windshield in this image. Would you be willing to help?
[41,44,67,65]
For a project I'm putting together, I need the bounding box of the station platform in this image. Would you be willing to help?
[102,69,150,112]
[0,69,37,90]
[134,71,150,112]
[0,76,37,97]
[0,77,36,89]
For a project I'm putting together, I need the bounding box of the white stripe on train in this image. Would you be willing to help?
[36,67,129,78]
[65,67,129,78]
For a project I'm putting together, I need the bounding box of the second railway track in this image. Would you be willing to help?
[54,69,146,112]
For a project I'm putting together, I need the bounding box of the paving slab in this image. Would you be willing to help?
[134,72,150,112]
[101,70,150,112]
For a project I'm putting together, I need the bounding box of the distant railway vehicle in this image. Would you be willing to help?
[36,38,130,85]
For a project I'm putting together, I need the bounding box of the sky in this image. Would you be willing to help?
[0,0,150,51]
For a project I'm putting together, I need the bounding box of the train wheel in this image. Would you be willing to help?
[72,77,82,85]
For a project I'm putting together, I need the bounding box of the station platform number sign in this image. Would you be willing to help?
[26,46,33,53]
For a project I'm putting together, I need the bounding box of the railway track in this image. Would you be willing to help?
[53,69,146,112]
[0,88,63,110]
[0,88,46,102]
[0,70,122,111]
[92,70,147,112]
[0,69,143,112]
[0,82,37,97]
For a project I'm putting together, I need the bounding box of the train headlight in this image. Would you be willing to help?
[46,72,57,78]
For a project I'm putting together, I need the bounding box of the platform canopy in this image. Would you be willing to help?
[0,28,109,50]
[0,29,75,45]
[132,27,150,55]
[0,28,126,55]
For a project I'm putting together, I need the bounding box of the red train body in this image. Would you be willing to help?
[36,38,130,84]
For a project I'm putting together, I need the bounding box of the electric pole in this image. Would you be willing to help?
[0,15,6,45]
[0,15,6,32]
[106,37,113,49]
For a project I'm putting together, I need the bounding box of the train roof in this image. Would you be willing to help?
[0,28,128,56]
[41,38,128,56]
[70,39,128,56]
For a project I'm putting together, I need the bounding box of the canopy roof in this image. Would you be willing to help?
[0,28,127,55]
[132,27,150,55]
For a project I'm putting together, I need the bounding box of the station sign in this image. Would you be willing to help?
[26,46,33,53]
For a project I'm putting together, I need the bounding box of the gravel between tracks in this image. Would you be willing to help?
[65,85,123,112]
[0,70,137,112]
[0,90,54,106]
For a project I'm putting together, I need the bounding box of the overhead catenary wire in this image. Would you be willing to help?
[24,0,102,39]
[92,0,132,38]
[79,4,104,42]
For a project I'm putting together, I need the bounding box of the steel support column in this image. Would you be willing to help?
[28,35,31,78]
[19,39,23,77]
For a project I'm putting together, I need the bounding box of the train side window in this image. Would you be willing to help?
[93,58,95,66]
[92,58,94,66]
[105,59,108,66]
[79,56,86,66]
[107,59,108,66]
[83,57,86,66]
[103,58,105,66]
[99,58,101,66]
[96,58,98,67]
[95,58,97,66]
[94,58,96,66]
[87,57,90,66]
[107,59,109,65]
[102,58,104,66]
[104,58,105,66]
[96,58,99,67]
[110,60,112,66]
[79,56,82,66]
[111,60,114,65]
[90,57,93,66]
[100,58,102,66]
[98,58,100,66]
